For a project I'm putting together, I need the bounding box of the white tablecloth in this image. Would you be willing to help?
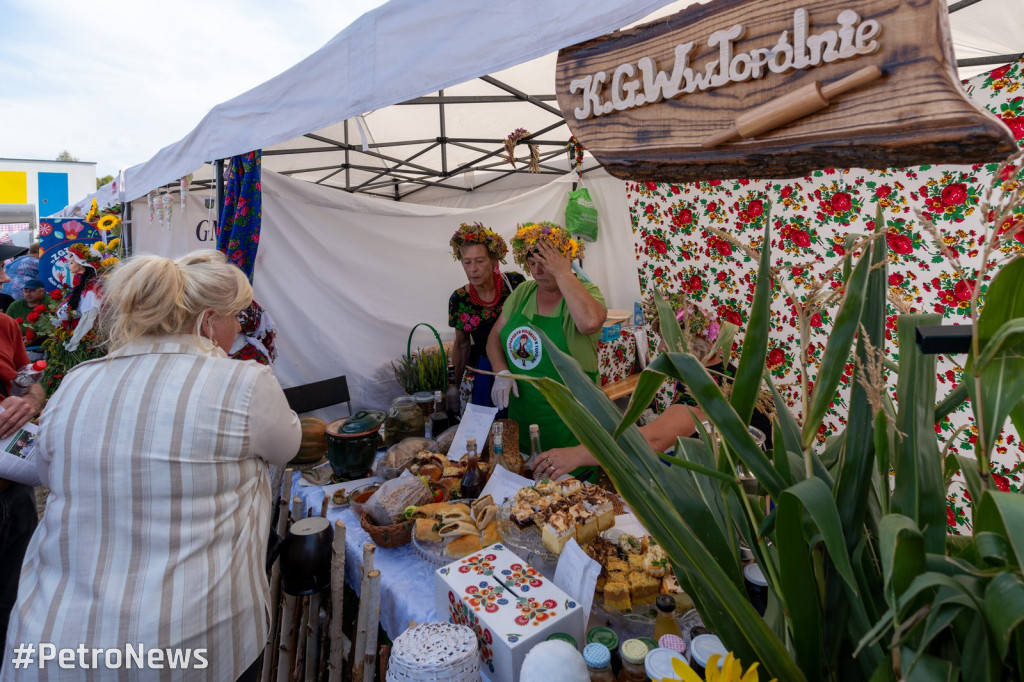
[289,470,441,638]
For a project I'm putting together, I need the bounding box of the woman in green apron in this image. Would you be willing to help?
[485,221,606,480]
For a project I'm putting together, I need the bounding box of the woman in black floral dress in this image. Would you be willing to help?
[448,223,525,409]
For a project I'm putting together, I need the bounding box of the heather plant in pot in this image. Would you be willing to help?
[521,157,1024,680]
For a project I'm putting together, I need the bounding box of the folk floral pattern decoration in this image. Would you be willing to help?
[627,58,1024,535]
[463,581,510,614]
[499,563,543,592]
[513,597,558,626]
[447,591,495,673]
[217,150,262,281]
[459,552,498,577]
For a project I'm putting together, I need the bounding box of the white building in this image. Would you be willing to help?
[0,157,97,222]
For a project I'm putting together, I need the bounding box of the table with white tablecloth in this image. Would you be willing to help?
[289,471,441,638]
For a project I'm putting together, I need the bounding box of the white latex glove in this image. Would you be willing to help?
[491,370,519,410]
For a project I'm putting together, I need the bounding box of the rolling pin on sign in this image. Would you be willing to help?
[702,65,884,148]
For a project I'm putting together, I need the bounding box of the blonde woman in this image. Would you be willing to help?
[2,250,300,682]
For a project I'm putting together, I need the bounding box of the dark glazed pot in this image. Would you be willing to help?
[280,516,334,596]
[325,410,385,480]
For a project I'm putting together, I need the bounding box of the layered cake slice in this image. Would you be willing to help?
[568,503,598,545]
[604,578,632,612]
[541,511,575,555]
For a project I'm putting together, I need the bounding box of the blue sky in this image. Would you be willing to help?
[0,0,386,178]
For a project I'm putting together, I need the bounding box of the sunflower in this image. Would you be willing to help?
[96,215,121,232]
[100,256,120,269]
[92,241,106,252]
[106,238,120,251]
[85,198,99,223]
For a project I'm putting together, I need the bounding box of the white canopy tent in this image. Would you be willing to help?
[57,0,1024,410]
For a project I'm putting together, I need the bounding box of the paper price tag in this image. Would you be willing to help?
[553,537,601,617]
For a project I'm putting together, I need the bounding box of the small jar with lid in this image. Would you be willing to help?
[384,395,424,447]
[586,627,620,676]
[617,639,648,681]
[689,634,729,679]
[582,642,616,682]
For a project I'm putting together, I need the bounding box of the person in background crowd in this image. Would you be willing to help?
[1,242,39,302]
[448,222,525,410]
[6,279,47,322]
[486,221,606,480]
[0,244,29,312]
[0,312,46,673]
[230,300,278,365]
[2,250,300,682]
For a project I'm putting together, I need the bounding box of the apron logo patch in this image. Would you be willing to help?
[506,326,542,371]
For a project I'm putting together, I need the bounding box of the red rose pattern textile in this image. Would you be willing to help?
[627,58,1024,535]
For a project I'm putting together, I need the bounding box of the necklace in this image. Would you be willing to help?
[468,271,502,308]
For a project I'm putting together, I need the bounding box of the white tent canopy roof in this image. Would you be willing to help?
[69,0,1023,213]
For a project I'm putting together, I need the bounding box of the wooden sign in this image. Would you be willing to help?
[555,0,1017,183]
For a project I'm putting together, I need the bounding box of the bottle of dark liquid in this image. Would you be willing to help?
[429,390,449,438]
[445,364,461,424]
[461,437,485,499]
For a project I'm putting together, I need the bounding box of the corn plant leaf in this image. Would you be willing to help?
[879,514,926,609]
[975,490,1024,570]
[782,478,861,595]
[892,314,946,554]
[902,648,958,682]
[776,484,825,680]
[765,370,803,460]
[834,210,887,545]
[935,384,969,423]
[731,210,772,425]
[657,352,786,497]
[655,288,687,353]
[802,235,872,449]
[965,258,1024,461]
[983,571,1024,659]
[525,372,806,681]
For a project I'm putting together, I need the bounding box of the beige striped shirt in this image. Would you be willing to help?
[3,335,300,681]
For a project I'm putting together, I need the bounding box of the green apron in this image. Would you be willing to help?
[500,295,598,481]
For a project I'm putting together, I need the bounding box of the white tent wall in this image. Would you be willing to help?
[248,169,638,408]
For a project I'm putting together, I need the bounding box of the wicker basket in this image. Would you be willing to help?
[359,512,413,548]
[386,622,480,681]
[485,419,522,474]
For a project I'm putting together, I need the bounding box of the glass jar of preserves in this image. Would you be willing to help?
[384,395,424,447]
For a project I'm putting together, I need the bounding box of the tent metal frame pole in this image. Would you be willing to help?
[215,159,225,222]
[948,0,984,12]
[478,75,564,118]
[344,120,351,191]
[957,53,1022,67]
[448,119,566,176]
[350,142,441,192]
[396,94,558,105]
[302,133,437,176]
[439,89,448,178]
[123,200,134,257]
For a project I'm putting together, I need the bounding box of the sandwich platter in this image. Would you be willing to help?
[411,496,501,566]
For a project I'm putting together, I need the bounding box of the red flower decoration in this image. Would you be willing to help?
[875,185,892,198]
[767,348,785,367]
[747,199,763,218]
[677,208,693,225]
[713,239,732,257]
[941,183,968,206]
[50,290,62,300]
[25,329,35,342]
[831,192,852,212]
[886,232,913,255]
[780,186,793,199]
[791,229,811,248]
[888,273,904,286]
[33,304,47,313]
[953,280,973,301]
[810,313,822,328]
[992,472,1011,492]
[26,312,39,323]
[946,506,956,527]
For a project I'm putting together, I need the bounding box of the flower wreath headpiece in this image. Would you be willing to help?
[69,240,120,272]
[510,221,584,269]
[450,222,509,262]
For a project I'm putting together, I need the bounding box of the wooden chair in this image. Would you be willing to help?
[283,376,352,417]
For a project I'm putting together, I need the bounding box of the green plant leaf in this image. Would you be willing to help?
[731,210,772,424]
[835,211,888,546]
[656,352,786,497]
[966,258,1024,461]
[880,514,926,604]
[892,314,946,554]
[776,484,825,679]
[974,490,1024,569]
[802,235,872,449]
[766,371,803,459]
[935,384,969,423]
[983,572,1024,659]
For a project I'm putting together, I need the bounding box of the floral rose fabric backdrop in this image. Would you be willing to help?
[626,58,1024,534]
